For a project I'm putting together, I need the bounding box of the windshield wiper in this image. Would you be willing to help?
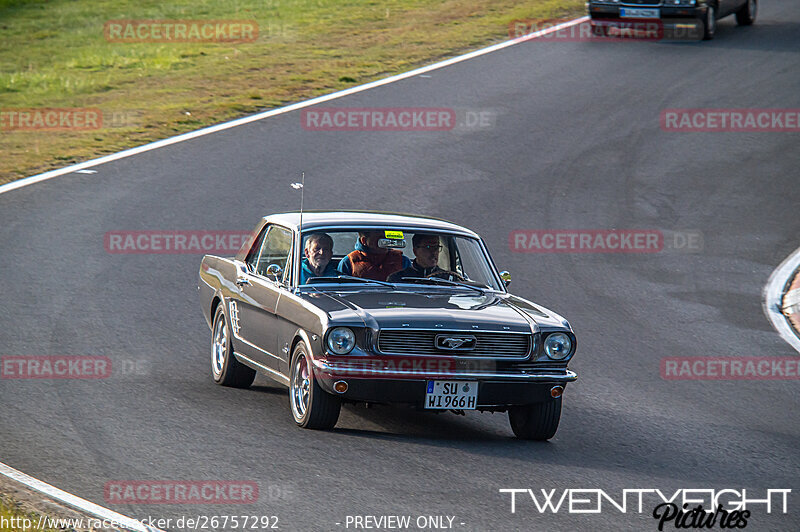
[306,275,394,287]
[396,276,485,293]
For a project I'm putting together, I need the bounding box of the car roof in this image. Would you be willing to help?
[263,210,479,238]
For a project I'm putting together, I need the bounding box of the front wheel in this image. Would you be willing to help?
[289,341,341,429]
[508,399,562,440]
[211,303,256,388]
[736,0,757,26]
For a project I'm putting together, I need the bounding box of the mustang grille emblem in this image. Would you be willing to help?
[435,334,477,351]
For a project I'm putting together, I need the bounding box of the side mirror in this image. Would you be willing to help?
[499,270,511,288]
[266,263,283,281]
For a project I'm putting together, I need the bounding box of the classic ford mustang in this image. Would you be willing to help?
[198,211,577,440]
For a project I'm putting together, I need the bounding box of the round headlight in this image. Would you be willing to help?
[544,333,572,360]
[327,327,356,355]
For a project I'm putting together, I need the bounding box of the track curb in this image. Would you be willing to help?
[763,246,800,354]
[781,268,800,340]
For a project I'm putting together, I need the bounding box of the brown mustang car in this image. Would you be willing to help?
[198,211,578,440]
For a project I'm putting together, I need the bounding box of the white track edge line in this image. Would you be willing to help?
[0,462,164,532]
[762,246,800,354]
[0,16,588,197]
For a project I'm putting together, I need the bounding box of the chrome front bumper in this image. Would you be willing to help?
[313,358,578,382]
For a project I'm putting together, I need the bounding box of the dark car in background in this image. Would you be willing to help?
[198,211,578,440]
[588,0,757,40]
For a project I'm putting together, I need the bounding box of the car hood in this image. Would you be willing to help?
[301,288,570,332]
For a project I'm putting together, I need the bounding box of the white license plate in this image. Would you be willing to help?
[425,381,477,410]
[620,8,660,19]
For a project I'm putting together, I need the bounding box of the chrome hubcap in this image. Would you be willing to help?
[212,315,227,377]
[291,354,311,420]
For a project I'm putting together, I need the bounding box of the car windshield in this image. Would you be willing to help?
[299,228,502,290]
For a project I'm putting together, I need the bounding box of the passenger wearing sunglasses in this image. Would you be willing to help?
[387,234,447,282]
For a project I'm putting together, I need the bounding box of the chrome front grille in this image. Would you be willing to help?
[377,329,532,359]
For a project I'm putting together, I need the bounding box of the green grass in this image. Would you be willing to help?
[0,495,57,531]
[0,0,584,184]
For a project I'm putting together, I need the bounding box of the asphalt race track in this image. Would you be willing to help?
[1,2,799,531]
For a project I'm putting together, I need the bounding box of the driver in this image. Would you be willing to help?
[339,231,411,281]
[300,232,340,284]
[387,234,446,282]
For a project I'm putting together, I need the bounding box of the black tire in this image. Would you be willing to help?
[211,303,256,388]
[289,341,340,430]
[703,5,716,40]
[508,399,562,440]
[735,0,757,26]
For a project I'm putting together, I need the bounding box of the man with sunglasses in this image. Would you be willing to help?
[387,233,447,282]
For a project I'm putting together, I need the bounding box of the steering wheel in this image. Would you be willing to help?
[426,270,466,282]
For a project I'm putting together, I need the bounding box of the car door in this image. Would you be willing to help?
[233,224,294,372]
[271,233,308,377]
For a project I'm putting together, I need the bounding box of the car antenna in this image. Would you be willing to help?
[291,172,305,233]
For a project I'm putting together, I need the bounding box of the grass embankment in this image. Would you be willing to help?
[0,495,56,531]
[0,0,584,185]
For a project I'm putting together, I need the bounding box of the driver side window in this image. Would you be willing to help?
[254,225,293,280]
